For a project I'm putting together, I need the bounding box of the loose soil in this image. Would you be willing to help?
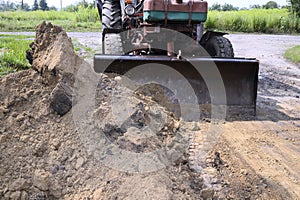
[0,25,299,200]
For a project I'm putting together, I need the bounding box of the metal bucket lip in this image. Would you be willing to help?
[94,54,259,63]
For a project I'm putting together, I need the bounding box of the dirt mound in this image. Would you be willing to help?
[0,22,205,200]
[0,22,293,199]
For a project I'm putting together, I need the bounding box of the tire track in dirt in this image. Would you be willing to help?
[221,33,300,199]
[220,121,300,198]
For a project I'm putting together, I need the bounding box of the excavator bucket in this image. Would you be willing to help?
[94,55,259,118]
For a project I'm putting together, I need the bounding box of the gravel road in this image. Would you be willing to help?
[226,34,300,87]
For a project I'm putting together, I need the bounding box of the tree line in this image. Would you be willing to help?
[210,1,300,17]
[289,0,300,17]
[0,0,299,17]
[0,0,53,11]
[210,1,284,11]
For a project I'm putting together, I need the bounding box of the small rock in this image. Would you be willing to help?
[4,191,11,199]
[56,118,61,123]
[241,169,248,175]
[0,135,7,143]
[0,106,9,119]
[51,165,59,174]
[0,127,6,133]
[20,135,30,143]
[22,93,29,100]
[33,169,50,191]
[29,192,47,200]
[49,82,73,116]
[203,118,211,123]
[114,76,122,81]
[75,157,85,169]
[26,90,35,98]
[200,188,215,199]
[193,142,199,146]
[16,114,25,122]
[10,191,21,200]
[93,188,103,200]
[49,180,62,198]
[223,181,230,186]
[185,121,200,131]
[9,178,29,191]
[51,139,61,150]
[11,112,18,117]
[21,191,28,200]
[296,95,299,99]
[59,165,66,171]
[173,120,180,130]
[204,167,217,175]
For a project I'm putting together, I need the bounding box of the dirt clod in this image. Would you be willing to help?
[26,21,83,116]
[49,81,73,115]
[33,169,50,191]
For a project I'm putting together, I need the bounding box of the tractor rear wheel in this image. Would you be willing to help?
[205,36,234,58]
[102,0,122,30]
[103,33,123,55]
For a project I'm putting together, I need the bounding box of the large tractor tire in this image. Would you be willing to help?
[205,36,234,58]
[102,0,122,30]
[104,33,123,54]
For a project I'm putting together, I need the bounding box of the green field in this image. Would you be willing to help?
[0,7,101,32]
[0,34,94,76]
[0,34,32,76]
[206,8,300,33]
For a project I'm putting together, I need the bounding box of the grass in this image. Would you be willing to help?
[0,7,101,32]
[0,34,33,76]
[284,45,300,63]
[72,38,95,58]
[206,8,300,34]
[0,34,96,77]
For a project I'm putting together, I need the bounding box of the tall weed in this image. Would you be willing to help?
[75,6,99,22]
[207,9,300,34]
[0,9,101,32]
